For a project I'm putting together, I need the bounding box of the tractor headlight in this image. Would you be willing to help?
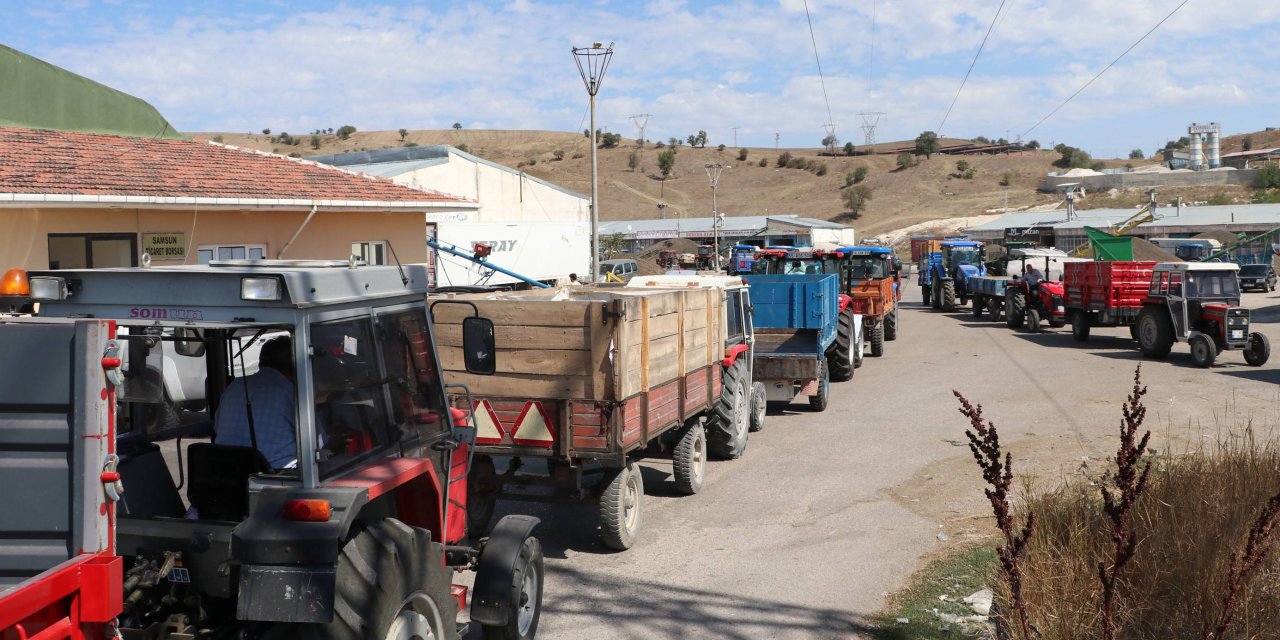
[241,277,283,301]
[28,276,68,301]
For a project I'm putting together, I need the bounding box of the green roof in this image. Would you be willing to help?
[0,45,182,139]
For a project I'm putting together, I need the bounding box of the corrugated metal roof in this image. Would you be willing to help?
[601,214,850,236]
[967,203,1280,234]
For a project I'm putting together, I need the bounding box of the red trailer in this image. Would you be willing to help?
[1064,261,1157,341]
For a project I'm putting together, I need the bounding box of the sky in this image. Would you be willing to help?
[7,0,1279,158]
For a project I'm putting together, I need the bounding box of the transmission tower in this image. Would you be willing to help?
[775,133,780,150]
[629,113,652,146]
[732,127,739,147]
[822,123,838,154]
[858,111,885,148]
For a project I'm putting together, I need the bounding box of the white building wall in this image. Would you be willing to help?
[391,151,588,225]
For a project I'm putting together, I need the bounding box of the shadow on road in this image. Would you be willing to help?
[1007,332,1136,351]
[1217,367,1280,384]
[522,564,886,640]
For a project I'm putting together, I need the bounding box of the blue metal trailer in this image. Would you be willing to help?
[742,273,849,411]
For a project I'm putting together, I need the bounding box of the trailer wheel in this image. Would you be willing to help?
[808,359,830,412]
[1245,332,1270,366]
[869,321,885,357]
[1005,292,1025,329]
[707,360,749,459]
[599,461,644,550]
[884,306,898,341]
[748,382,767,432]
[1190,334,1217,368]
[941,280,956,312]
[1026,308,1041,333]
[672,423,706,495]
[1071,311,1091,342]
[479,534,544,640]
[972,295,985,318]
[301,520,451,640]
[828,309,856,382]
[468,455,498,537]
[1136,306,1174,359]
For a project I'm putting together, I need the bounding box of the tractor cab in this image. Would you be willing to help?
[751,246,841,277]
[0,261,545,639]
[727,244,759,275]
[1136,262,1269,367]
[941,241,986,277]
[835,246,901,297]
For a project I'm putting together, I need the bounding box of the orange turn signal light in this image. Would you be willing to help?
[0,268,29,296]
[282,499,332,522]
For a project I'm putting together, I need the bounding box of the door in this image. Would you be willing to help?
[1167,272,1188,337]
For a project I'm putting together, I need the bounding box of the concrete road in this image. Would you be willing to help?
[466,285,1280,640]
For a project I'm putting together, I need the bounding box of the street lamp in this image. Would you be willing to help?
[572,41,614,282]
[705,163,729,271]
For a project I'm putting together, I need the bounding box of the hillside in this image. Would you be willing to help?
[192,128,1260,238]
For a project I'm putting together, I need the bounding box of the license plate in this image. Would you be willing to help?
[1231,330,1245,340]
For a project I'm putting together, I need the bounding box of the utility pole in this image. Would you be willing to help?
[629,113,652,147]
[732,127,739,148]
[572,42,615,283]
[705,163,729,271]
[775,133,780,150]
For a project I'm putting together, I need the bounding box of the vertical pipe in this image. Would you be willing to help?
[589,93,599,282]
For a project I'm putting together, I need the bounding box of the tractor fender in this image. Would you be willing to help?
[723,343,750,368]
[837,293,853,313]
[470,514,541,626]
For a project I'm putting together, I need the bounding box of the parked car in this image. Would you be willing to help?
[600,258,640,282]
[1238,263,1277,292]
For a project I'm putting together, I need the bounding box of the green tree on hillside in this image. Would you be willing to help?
[1054,145,1096,169]
[843,142,856,156]
[1129,148,1144,160]
[262,128,271,136]
[737,148,749,161]
[452,122,462,130]
[821,134,839,154]
[915,131,940,158]
[1026,140,1040,150]
[399,128,409,141]
[841,184,873,219]
[627,151,640,172]
[336,125,357,140]
[657,148,677,179]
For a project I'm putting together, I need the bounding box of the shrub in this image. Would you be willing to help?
[627,151,639,171]
[456,143,469,153]
[841,184,873,218]
[261,128,271,135]
[526,157,537,166]
[1129,148,1144,160]
[288,151,301,157]
[1254,163,1280,189]
[404,142,418,148]
[212,135,224,143]
[572,152,584,159]
[655,141,665,148]
[1243,136,1254,152]
[758,157,768,167]
[787,157,806,170]
[852,166,869,184]
[1089,161,1107,172]
[717,143,726,152]
[776,151,793,168]
[999,171,1013,187]
[815,163,828,176]
[843,142,856,156]
[954,159,975,179]
[737,148,748,161]
[553,149,565,161]
[310,135,321,150]
[896,153,915,170]
[336,125,356,140]
[398,128,408,141]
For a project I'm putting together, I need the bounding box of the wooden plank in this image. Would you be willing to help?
[437,324,587,351]
[587,300,614,401]
[433,300,592,326]
[439,346,589,376]
[648,336,680,385]
[640,297,651,393]
[445,371,592,399]
[648,312,680,340]
[682,310,708,331]
[681,290,708,311]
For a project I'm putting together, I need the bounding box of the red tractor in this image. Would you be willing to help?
[656,249,678,270]
[695,244,717,270]
[1135,262,1270,367]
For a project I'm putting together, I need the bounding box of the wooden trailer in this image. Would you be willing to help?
[433,284,732,550]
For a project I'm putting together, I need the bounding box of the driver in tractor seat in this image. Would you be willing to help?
[213,336,298,469]
[1024,263,1044,290]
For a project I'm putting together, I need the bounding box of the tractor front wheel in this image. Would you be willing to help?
[1190,334,1217,368]
[869,321,885,357]
[467,455,498,537]
[941,280,956,312]
[1026,308,1041,333]
[808,359,830,412]
[1245,332,1271,366]
[1005,293,1026,329]
[972,295,985,318]
[748,382,767,432]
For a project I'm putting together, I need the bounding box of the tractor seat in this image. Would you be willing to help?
[187,443,272,521]
[116,443,186,519]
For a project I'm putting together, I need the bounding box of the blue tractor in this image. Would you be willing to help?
[918,239,987,311]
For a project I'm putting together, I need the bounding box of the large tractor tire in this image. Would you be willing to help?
[869,321,885,357]
[480,536,544,640]
[706,360,749,459]
[828,309,856,382]
[1245,332,1271,366]
[302,519,453,640]
[808,359,830,412]
[941,280,957,312]
[1071,311,1091,342]
[930,283,942,310]
[1190,334,1217,368]
[672,422,706,495]
[467,455,498,537]
[1136,306,1174,359]
[1005,292,1026,329]
[599,461,644,550]
[921,285,932,307]
[972,295,985,318]
[884,306,899,341]
[1026,308,1041,333]
[748,382,767,432]
[986,297,1001,321]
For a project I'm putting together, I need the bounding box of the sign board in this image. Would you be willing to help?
[142,233,186,260]
[1188,123,1220,135]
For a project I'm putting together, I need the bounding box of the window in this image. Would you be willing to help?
[352,241,387,266]
[48,233,137,269]
[726,291,745,343]
[310,315,393,477]
[377,309,448,450]
[198,244,267,264]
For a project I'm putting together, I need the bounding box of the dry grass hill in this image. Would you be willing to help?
[193,128,1263,239]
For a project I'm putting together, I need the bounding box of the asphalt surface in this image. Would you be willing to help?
[467,283,1280,640]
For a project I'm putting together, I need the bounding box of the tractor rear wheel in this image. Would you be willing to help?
[302,520,452,640]
[599,461,644,550]
[467,455,498,537]
[941,280,956,312]
[930,283,942,309]
[986,297,1001,321]
[1026,308,1041,333]
[828,309,856,382]
[1005,293,1026,329]
[1071,311,1091,342]
[885,306,898,341]
[808,359,829,412]
[748,382,767,432]
[972,295,985,318]
[672,422,706,495]
[921,285,931,306]
[1190,334,1217,368]
[1245,332,1271,366]
[706,360,749,459]
[869,321,885,357]
[1136,306,1174,359]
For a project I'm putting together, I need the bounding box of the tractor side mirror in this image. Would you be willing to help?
[461,317,496,375]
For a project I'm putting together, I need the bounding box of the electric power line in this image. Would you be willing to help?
[937,0,1009,136]
[1020,0,1193,138]
[801,0,835,136]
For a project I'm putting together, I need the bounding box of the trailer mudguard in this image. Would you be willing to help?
[471,514,541,626]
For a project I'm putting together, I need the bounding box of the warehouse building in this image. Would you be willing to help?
[601,215,855,252]
[311,146,590,288]
[967,203,1280,263]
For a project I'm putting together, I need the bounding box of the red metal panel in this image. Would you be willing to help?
[569,402,609,453]
[621,396,645,448]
